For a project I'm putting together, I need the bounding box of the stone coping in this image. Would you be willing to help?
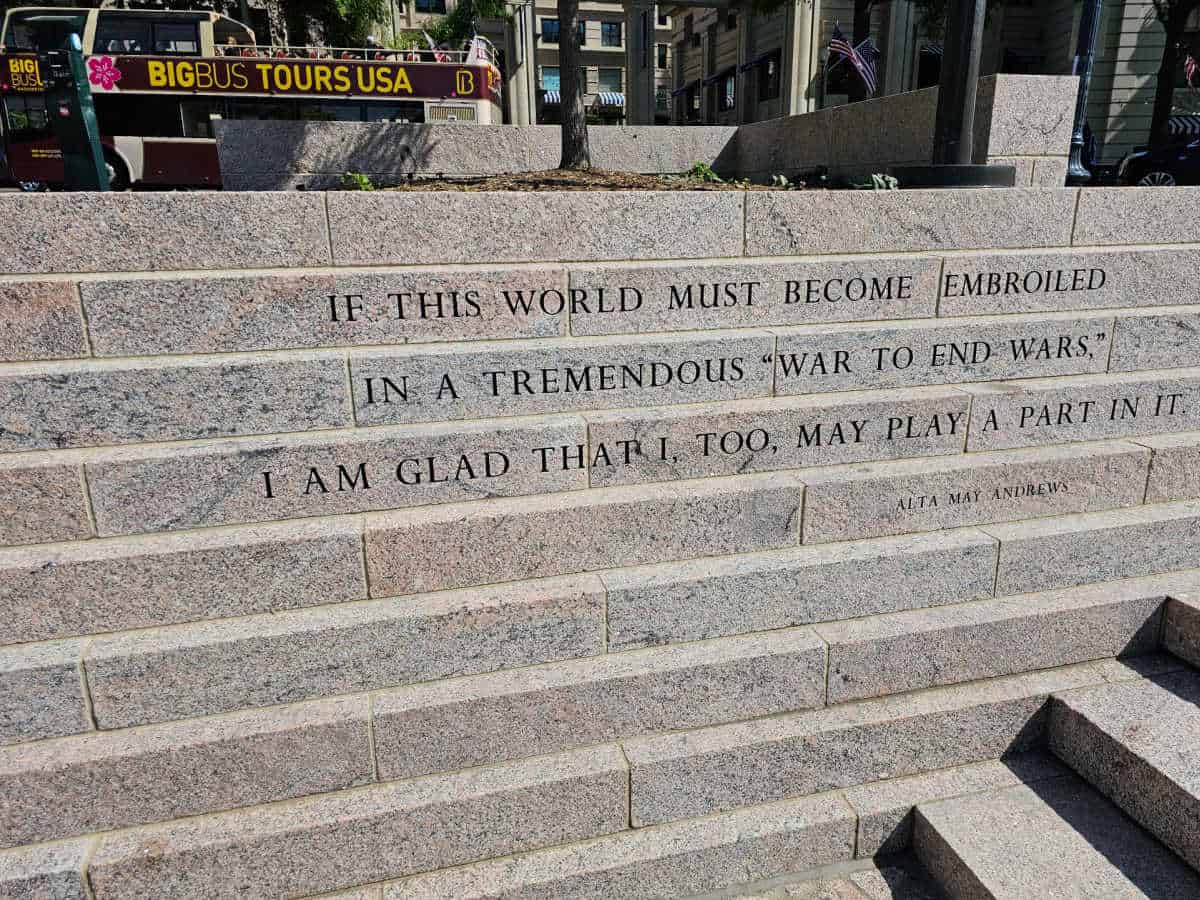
[2,187,1198,274]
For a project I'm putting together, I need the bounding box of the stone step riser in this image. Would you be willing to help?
[6,372,1200,548]
[1163,595,1200,666]
[5,549,1196,751]
[623,663,1111,827]
[86,745,629,900]
[11,250,1200,364]
[0,698,373,849]
[7,442,1186,642]
[0,754,1069,900]
[1047,668,1200,871]
[1,575,1170,847]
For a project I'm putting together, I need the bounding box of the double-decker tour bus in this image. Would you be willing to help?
[0,6,502,188]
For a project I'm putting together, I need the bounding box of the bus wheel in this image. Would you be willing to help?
[104,152,131,191]
[17,180,48,192]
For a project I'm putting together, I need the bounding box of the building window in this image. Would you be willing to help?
[725,12,737,31]
[719,70,735,111]
[542,66,560,90]
[414,0,445,12]
[580,67,590,90]
[757,49,781,101]
[598,67,622,92]
[578,20,587,45]
[541,18,560,43]
[602,22,622,47]
[657,9,668,26]
[657,43,668,69]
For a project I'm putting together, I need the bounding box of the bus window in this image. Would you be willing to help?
[0,12,38,51]
[94,16,200,56]
[180,99,224,137]
[153,22,199,55]
[365,102,424,123]
[298,101,364,122]
[92,94,184,137]
[95,17,151,54]
[227,99,295,120]
[4,94,50,137]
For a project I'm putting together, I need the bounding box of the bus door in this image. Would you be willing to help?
[0,88,64,186]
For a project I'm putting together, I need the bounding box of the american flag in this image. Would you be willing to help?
[1186,53,1198,91]
[828,23,880,96]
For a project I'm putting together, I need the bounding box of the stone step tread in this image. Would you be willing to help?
[1048,668,1200,869]
[706,858,946,900]
[913,775,1200,899]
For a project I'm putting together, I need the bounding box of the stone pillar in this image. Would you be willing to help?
[882,0,914,96]
[504,6,530,125]
[735,10,750,124]
[624,0,657,125]
[784,0,819,115]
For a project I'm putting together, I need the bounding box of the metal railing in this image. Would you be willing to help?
[216,43,494,67]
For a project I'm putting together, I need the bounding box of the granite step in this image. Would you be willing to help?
[623,663,1111,827]
[386,790,856,900]
[813,577,1166,704]
[310,756,1059,900]
[1048,669,1200,870]
[86,744,629,900]
[697,857,946,900]
[912,774,1200,899]
[983,499,1200,596]
[0,696,373,847]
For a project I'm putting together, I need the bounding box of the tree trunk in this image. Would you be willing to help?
[265,0,288,47]
[847,0,873,103]
[1149,4,1194,148]
[558,0,591,169]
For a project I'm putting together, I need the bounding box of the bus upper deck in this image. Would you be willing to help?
[0,6,502,188]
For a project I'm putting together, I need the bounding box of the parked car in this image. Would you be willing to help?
[1118,140,1200,186]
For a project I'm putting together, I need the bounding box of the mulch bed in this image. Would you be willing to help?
[377,169,800,191]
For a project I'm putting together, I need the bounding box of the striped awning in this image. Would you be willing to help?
[594,91,625,106]
[542,90,560,104]
[1168,115,1200,138]
[922,43,943,56]
[670,80,698,97]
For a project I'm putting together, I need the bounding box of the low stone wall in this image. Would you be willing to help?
[216,74,1074,189]
[3,185,1200,898]
[215,122,738,190]
[737,74,1076,185]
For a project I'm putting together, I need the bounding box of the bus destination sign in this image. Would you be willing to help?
[3,53,501,102]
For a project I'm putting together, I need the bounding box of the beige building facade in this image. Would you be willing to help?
[664,0,1200,163]
[529,1,675,123]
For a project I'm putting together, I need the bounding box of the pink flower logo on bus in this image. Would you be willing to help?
[87,57,123,90]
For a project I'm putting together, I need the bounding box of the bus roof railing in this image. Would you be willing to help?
[216,41,496,68]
